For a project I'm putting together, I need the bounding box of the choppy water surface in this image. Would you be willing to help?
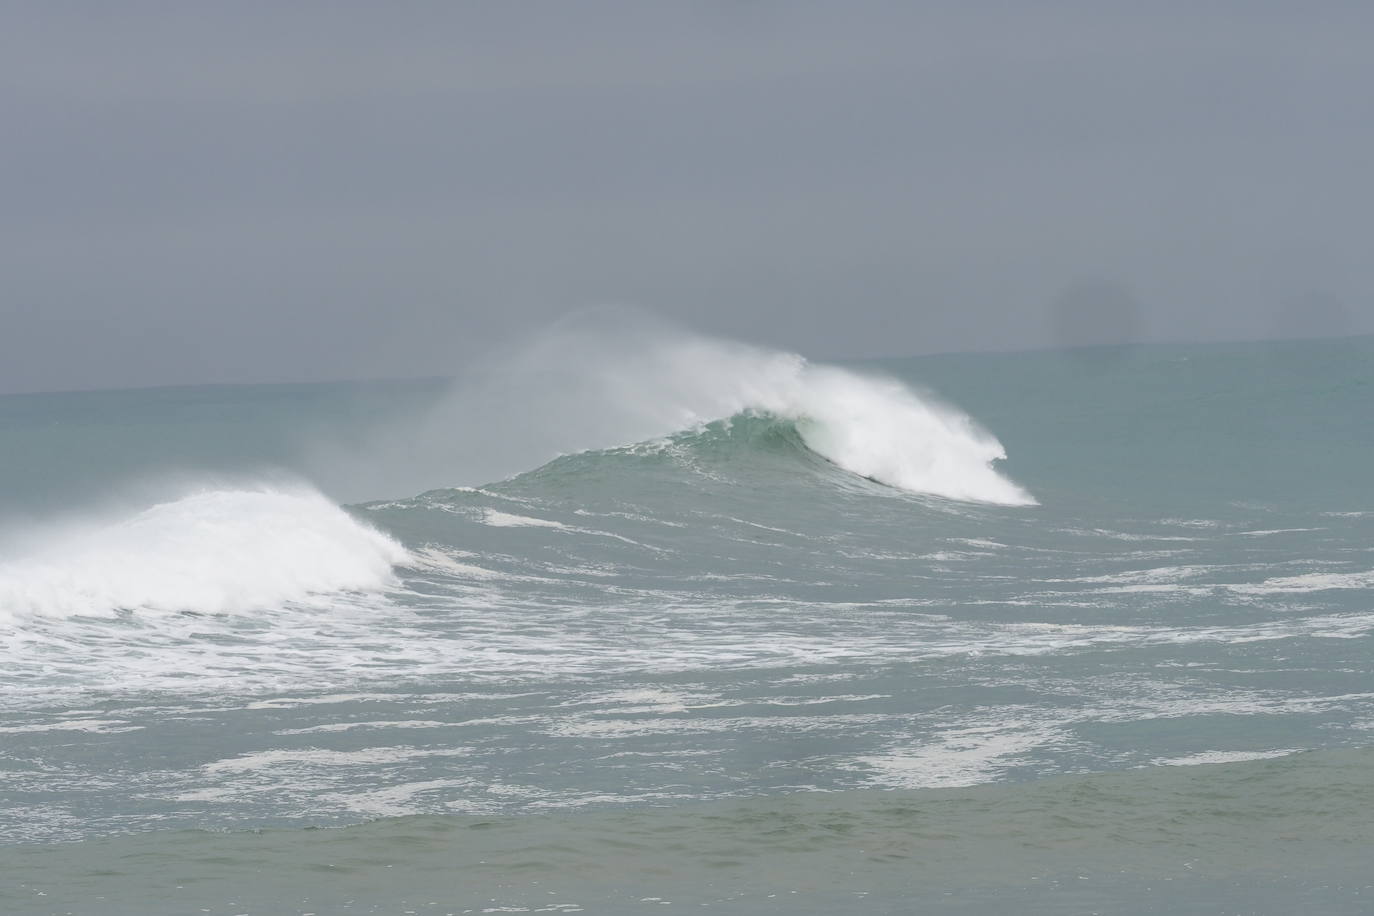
[2,331,1372,913]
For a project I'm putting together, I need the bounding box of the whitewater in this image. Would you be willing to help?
[2,326,1373,914]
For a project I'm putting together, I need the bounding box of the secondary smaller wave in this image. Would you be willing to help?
[0,486,408,620]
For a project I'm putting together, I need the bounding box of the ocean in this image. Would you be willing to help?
[2,328,1372,914]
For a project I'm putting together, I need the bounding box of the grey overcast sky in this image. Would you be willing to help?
[3,1,1372,393]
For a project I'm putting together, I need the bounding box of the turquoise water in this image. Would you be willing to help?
[2,332,1372,913]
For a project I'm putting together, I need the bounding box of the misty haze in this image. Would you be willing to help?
[3,4,1372,915]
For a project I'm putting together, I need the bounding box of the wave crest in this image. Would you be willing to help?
[311,311,1035,507]
[497,317,1035,505]
[772,365,1032,505]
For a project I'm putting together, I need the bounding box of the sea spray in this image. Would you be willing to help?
[318,309,1034,504]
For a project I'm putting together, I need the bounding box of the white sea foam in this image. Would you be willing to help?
[857,719,1064,789]
[0,718,143,735]
[0,486,409,619]
[202,745,469,774]
[1227,570,1374,594]
[1153,749,1302,767]
[273,720,450,735]
[325,778,481,818]
[483,509,568,529]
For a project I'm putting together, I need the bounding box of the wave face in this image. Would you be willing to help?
[0,487,407,620]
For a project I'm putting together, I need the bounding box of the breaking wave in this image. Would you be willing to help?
[0,486,408,620]
[725,362,1033,505]
[423,314,1035,505]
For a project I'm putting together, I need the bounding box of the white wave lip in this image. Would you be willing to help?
[626,340,1035,505]
[0,487,409,620]
[780,364,1033,505]
[498,317,1036,506]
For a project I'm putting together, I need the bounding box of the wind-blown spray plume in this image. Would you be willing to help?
[352,311,1034,505]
